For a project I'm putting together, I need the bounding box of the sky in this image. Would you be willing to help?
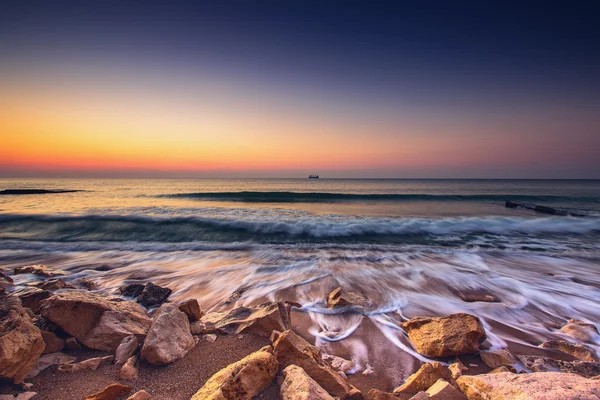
[1,1,599,178]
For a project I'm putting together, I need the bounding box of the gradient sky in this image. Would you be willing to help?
[1,1,599,178]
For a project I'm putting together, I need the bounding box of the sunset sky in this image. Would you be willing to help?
[1,1,599,178]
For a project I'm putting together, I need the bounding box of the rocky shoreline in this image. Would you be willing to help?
[1,264,599,399]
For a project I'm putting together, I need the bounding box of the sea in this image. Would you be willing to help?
[1,178,599,382]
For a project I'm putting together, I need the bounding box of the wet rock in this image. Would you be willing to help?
[479,349,516,368]
[40,291,151,352]
[178,299,203,321]
[78,278,99,290]
[281,365,335,400]
[540,339,599,362]
[0,271,13,288]
[458,293,500,303]
[119,355,139,380]
[58,355,114,373]
[40,330,65,354]
[516,355,600,378]
[65,337,82,350]
[419,378,467,400]
[560,319,600,343]
[17,288,52,314]
[0,291,45,384]
[273,330,362,399]
[393,362,456,396]
[26,352,76,378]
[322,354,355,376]
[191,301,292,338]
[115,335,139,365]
[36,278,74,291]
[84,383,133,400]
[489,366,514,374]
[190,348,278,400]
[119,284,145,298]
[327,287,369,308]
[457,371,600,399]
[140,304,194,365]
[14,265,64,277]
[136,283,172,307]
[401,313,486,358]
[448,360,468,379]
[126,390,151,400]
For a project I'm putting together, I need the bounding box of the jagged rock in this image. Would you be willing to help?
[84,383,133,400]
[190,348,278,400]
[120,356,139,380]
[58,355,114,373]
[273,330,361,399]
[448,360,468,379]
[17,288,52,314]
[516,355,600,378]
[541,339,600,362]
[140,304,194,365]
[479,349,516,368]
[393,362,456,396]
[40,330,65,354]
[178,299,203,321]
[191,301,292,338]
[115,335,139,365]
[401,313,486,358]
[40,291,151,352]
[322,354,355,376]
[327,287,369,308]
[136,283,172,307]
[120,284,145,298]
[78,278,99,290]
[26,352,76,378]
[457,371,600,399]
[366,389,405,400]
[560,319,600,343]
[65,337,82,350]
[36,278,74,291]
[417,379,467,400]
[281,365,335,400]
[489,366,514,374]
[0,271,13,288]
[0,291,45,384]
[14,265,64,277]
[127,390,151,400]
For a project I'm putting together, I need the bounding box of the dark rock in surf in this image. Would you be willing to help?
[458,292,500,303]
[14,264,64,278]
[137,282,172,307]
[36,278,75,291]
[560,319,599,343]
[78,278,99,290]
[119,283,145,298]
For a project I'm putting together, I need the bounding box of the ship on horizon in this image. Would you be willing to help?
[308,174,319,179]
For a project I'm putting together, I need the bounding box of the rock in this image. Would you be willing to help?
[560,319,600,343]
[458,293,500,303]
[322,354,355,375]
[541,339,600,362]
[457,371,600,399]
[136,283,172,307]
[40,330,65,354]
[516,355,600,378]
[178,299,203,321]
[58,355,114,373]
[448,360,468,379]
[115,335,139,365]
[479,349,516,368]
[393,362,456,396]
[17,288,52,314]
[401,313,486,358]
[0,393,38,400]
[0,291,45,384]
[366,389,404,400]
[126,390,151,400]
[421,379,467,400]
[65,337,82,350]
[120,284,145,298]
[273,330,361,399]
[489,366,514,374]
[281,365,335,400]
[40,291,151,351]
[84,383,133,400]
[120,356,139,380]
[78,278,99,290]
[204,334,217,343]
[191,301,292,338]
[26,352,76,378]
[0,271,13,288]
[327,287,369,308]
[140,304,195,365]
[190,348,278,400]
[36,278,74,291]
[14,265,64,277]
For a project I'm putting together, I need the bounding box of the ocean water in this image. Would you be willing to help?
[1,178,600,383]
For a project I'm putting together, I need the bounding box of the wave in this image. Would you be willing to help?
[0,189,81,195]
[0,213,599,244]
[159,191,600,204]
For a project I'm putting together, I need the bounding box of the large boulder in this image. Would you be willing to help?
[393,362,456,396]
[140,304,195,365]
[559,319,599,343]
[540,339,599,362]
[516,355,600,378]
[0,291,45,383]
[401,313,486,358]
[191,301,292,337]
[40,291,151,351]
[457,372,600,399]
[281,365,335,400]
[190,348,278,399]
[14,264,64,277]
[273,330,362,399]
